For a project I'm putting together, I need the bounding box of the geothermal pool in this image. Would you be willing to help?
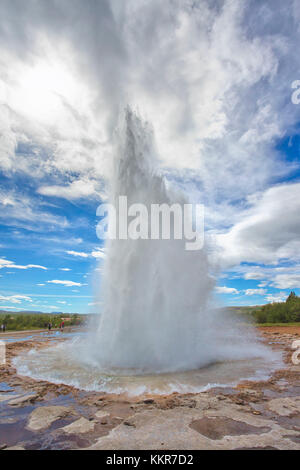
[13,332,282,396]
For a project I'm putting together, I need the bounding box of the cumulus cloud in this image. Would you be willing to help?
[244,272,267,280]
[0,0,299,198]
[38,179,105,201]
[0,0,127,183]
[271,274,300,289]
[244,288,267,296]
[230,264,300,293]
[216,183,300,267]
[215,286,239,295]
[265,292,288,303]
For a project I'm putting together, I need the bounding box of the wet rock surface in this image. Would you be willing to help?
[0,326,299,449]
[8,394,39,407]
[267,397,300,416]
[60,417,95,434]
[189,416,271,440]
[27,406,75,431]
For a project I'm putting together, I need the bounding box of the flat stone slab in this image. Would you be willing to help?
[27,406,74,431]
[8,394,38,406]
[60,417,95,434]
[95,410,110,419]
[267,397,300,416]
[88,402,300,450]
[189,416,271,440]
[0,394,18,403]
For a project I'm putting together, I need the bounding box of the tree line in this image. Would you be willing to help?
[0,313,85,331]
[253,291,300,324]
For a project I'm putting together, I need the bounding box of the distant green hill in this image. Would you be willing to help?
[0,310,63,315]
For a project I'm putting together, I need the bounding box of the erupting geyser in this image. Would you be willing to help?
[85,108,270,374]
[14,108,280,393]
[91,108,214,372]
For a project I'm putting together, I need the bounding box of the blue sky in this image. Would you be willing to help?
[0,173,105,313]
[1,0,300,313]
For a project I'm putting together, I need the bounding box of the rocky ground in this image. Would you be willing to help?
[0,326,299,450]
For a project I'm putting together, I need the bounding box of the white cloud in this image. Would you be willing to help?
[38,179,105,201]
[91,248,106,259]
[0,0,298,205]
[215,286,239,295]
[0,294,32,304]
[244,289,267,296]
[0,259,14,268]
[258,281,269,288]
[265,292,287,303]
[66,250,89,258]
[0,258,47,270]
[60,268,71,271]
[271,274,300,290]
[67,248,106,259]
[216,183,300,267]
[27,264,47,270]
[244,272,266,280]
[0,190,69,232]
[47,279,82,287]
[1,0,300,304]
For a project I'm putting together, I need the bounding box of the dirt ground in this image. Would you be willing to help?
[258,325,300,335]
[0,326,299,450]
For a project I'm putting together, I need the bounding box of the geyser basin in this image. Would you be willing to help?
[13,334,282,395]
[14,109,283,394]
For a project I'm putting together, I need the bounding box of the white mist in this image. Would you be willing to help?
[87,108,272,374]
